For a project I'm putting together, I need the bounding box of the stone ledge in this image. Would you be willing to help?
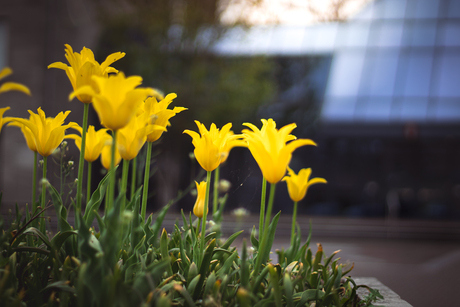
[354,277,412,307]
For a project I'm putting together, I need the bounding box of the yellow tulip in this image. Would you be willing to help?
[0,107,13,134]
[8,108,77,157]
[48,44,125,103]
[183,121,241,172]
[7,113,37,152]
[140,93,187,143]
[69,72,154,130]
[0,67,31,95]
[282,167,327,202]
[242,119,316,184]
[220,129,246,164]
[117,111,166,161]
[193,181,208,218]
[67,125,111,162]
[100,140,122,170]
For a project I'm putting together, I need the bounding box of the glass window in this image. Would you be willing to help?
[406,0,440,19]
[409,21,437,46]
[437,21,460,46]
[355,97,393,122]
[434,98,460,121]
[320,97,357,122]
[336,21,371,48]
[361,51,399,96]
[399,97,429,121]
[326,51,365,96]
[446,0,460,18]
[433,52,460,97]
[313,23,338,52]
[402,51,434,97]
[383,0,407,19]
[282,26,307,55]
[369,21,404,47]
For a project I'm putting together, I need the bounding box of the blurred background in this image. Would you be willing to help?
[1,0,460,306]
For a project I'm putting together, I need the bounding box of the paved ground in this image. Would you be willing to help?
[2,208,459,307]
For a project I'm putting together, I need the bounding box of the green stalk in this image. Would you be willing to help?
[291,201,298,247]
[200,170,212,268]
[212,166,220,215]
[41,156,48,209]
[141,141,153,223]
[108,130,117,213]
[32,151,37,213]
[40,156,48,232]
[76,103,89,215]
[131,156,137,201]
[259,178,267,239]
[121,159,130,213]
[86,162,92,205]
[263,183,276,240]
[252,182,276,282]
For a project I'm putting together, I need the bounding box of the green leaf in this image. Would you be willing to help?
[220,230,244,250]
[83,168,111,225]
[48,184,72,232]
[149,203,171,246]
[295,289,325,307]
[250,226,259,249]
[193,238,217,300]
[284,273,294,307]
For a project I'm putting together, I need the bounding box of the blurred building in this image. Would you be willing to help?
[214,0,460,219]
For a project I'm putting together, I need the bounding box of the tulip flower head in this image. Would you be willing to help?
[0,107,12,134]
[8,108,77,157]
[48,44,125,103]
[193,181,208,218]
[183,121,241,172]
[100,140,122,170]
[140,93,187,143]
[282,167,327,202]
[0,67,31,95]
[69,72,155,131]
[242,119,316,184]
[67,125,111,162]
[117,111,166,161]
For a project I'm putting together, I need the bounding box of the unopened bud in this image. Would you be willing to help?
[40,178,49,186]
[68,161,74,167]
[189,152,195,160]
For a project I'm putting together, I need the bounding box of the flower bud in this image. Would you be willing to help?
[193,181,208,218]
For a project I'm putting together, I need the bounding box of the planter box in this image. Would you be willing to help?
[354,278,412,307]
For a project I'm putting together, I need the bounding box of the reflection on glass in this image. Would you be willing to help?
[321,97,357,121]
[356,97,393,122]
[382,0,407,19]
[326,51,365,96]
[313,23,338,52]
[437,22,460,46]
[336,21,371,48]
[399,98,429,120]
[406,0,440,19]
[402,51,433,96]
[435,98,460,121]
[365,51,399,96]
[370,21,404,47]
[433,52,460,97]
[409,21,437,46]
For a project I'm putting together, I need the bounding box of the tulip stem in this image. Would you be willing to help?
[141,142,153,223]
[200,170,212,269]
[40,156,48,232]
[76,103,89,215]
[41,156,47,209]
[252,182,276,286]
[86,162,92,205]
[121,159,130,213]
[32,151,37,213]
[131,157,137,201]
[291,201,298,247]
[259,178,267,239]
[108,130,117,212]
[213,166,220,216]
